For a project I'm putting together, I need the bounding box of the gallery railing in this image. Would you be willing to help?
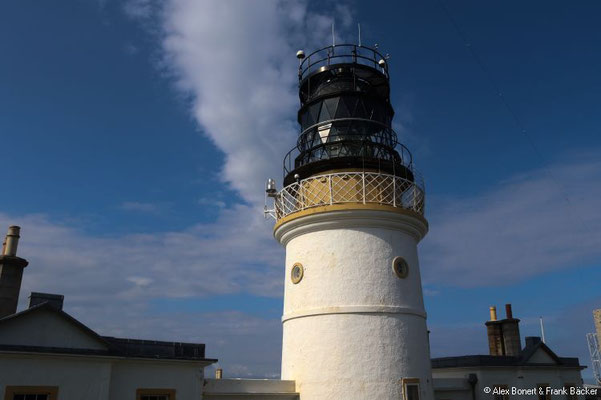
[266,171,425,221]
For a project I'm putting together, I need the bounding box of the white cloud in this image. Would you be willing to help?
[421,154,601,287]
[0,206,283,308]
[157,0,354,205]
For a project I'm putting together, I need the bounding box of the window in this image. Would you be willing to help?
[493,385,510,400]
[136,389,175,400]
[13,396,47,400]
[392,257,409,279]
[538,384,551,400]
[402,378,420,400]
[291,263,304,284]
[4,386,58,400]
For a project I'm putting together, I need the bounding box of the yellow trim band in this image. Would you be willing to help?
[274,203,428,231]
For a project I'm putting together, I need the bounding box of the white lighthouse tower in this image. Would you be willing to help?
[266,44,433,400]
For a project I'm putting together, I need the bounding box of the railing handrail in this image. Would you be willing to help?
[299,44,389,82]
[283,138,415,178]
[269,171,425,221]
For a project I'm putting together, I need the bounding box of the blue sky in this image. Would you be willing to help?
[1,0,600,380]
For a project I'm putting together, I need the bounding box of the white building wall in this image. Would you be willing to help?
[203,378,298,400]
[276,210,433,400]
[478,367,584,397]
[108,359,204,400]
[433,367,584,400]
[433,378,472,400]
[0,353,207,400]
[0,354,112,399]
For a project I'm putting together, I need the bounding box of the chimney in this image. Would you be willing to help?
[485,304,522,356]
[525,336,541,347]
[0,226,29,318]
[486,306,504,355]
[29,292,64,311]
[500,304,521,356]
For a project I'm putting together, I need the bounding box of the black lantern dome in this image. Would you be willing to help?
[283,44,414,186]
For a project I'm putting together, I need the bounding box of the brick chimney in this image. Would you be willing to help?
[0,226,29,318]
[485,303,522,356]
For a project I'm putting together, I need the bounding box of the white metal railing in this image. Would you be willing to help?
[587,333,601,385]
[265,172,425,221]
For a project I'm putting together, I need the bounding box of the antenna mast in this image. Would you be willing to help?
[332,22,335,47]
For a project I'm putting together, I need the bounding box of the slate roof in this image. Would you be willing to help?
[431,337,584,370]
[0,302,217,363]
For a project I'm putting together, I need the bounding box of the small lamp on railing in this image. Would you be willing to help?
[296,50,305,66]
[266,178,277,197]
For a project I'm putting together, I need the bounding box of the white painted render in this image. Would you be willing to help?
[275,209,433,400]
[433,378,473,400]
[0,353,112,399]
[433,366,584,400]
[0,352,208,400]
[109,359,204,399]
[203,378,298,399]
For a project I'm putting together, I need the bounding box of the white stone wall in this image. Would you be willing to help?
[0,354,112,399]
[433,378,472,400]
[275,209,433,400]
[109,359,204,400]
[0,353,206,400]
[203,378,298,399]
[433,367,584,400]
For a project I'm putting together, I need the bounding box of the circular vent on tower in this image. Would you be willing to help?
[392,257,409,279]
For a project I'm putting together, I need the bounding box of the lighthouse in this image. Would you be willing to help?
[266,44,433,400]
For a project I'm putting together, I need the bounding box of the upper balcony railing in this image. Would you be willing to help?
[265,171,425,222]
[299,44,389,82]
[283,126,414,178]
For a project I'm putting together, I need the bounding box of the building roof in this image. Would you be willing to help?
[432,337,584,370]
[0,302,217,363]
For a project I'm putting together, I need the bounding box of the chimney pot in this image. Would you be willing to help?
[505,304,513,319]
[3,226,21,256]
[489,306,497,321]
